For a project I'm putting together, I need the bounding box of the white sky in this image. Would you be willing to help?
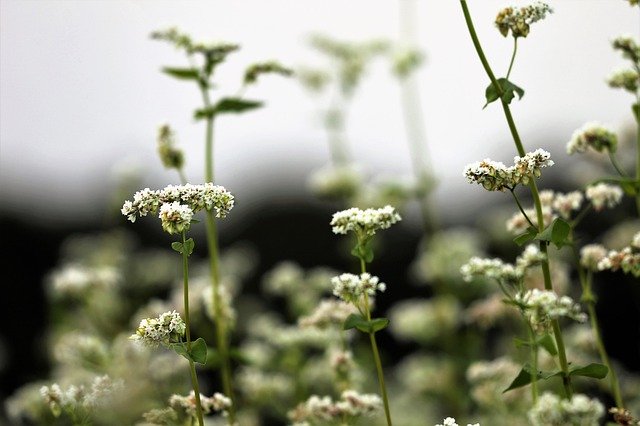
[0,0,638,224]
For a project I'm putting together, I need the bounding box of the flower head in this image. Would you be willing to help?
[580,244,607,271]
[515,289,587,333]
[585,183,623,211]
[495,2,553,38]
[607,68,639,93]
[612,34,640,63]
[330,205,401,237]
[567,122,618,155]
[130,310,186,347]
[332,273,386,304]
[159,202,193,234]
[528,392,604,426]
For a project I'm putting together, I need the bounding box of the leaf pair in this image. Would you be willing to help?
[514,217,571,249]
[504,362,608,392]
[171,238,195,256]
[194,98,263,120]
[171,337,208,365]
[343,313,389,334]
[484,78,525,109]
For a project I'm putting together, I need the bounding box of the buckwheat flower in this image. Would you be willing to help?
[121,187,161,222]
[330,205,401,237]
[567,122,618,155]
[512,149,554,182]
[158,201,193,234]
[495,2,553,38]
[613,34,640,63]
[391,46,424,78]
[237,367,294,403]
[580,244,607,271]
[143,407,179,424]
[331,273,386,304]
[598,247,640,277]
[169,391,232,417]
[467,357,525,409]
[609,407,640,426]
[465,293,515,329]
[515,289,587,333]
[298,299,357,329]
[435,417,480,426]
[52,332,109,368]
[396,354,457,395]
[461,257,522,285]
[157,124,184,170]
[515,244,546,270]
[463,159,514,191]
[607,68,639,93]
[505,206,554,234]
[82,375,124,407]
[539,189,555,207]
[552,191,583,219]
[48,264,120,298]
[200,183,235,218]
[130,310,186,347]
[528,392,604,426]
[585,183,623,211]
[288,390,382,423]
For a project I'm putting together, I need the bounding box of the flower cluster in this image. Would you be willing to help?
[566,122,618,154]
[495,2,553,38]
[158,201,193,234]
[388,297,461,344]
[288,390,382,424]
[552,191,583,219]
[48,264,120,298]
[597,237,640,277]
[169,391,232,417]
[150,27,239,58]
[463,149,553,192]
[514,289,587,333]
[435,417,480,426]
[466,357,524,409]
[505,189,584,234]
[330,205,401,237]
[585,183,623,211]
[298,299,357,329]
[527,392,604,426]
[130,310,186,348]
[331,273,386,304]
[157,124,184,170]
[40,375,124,417]
[607,68,639,93]
[579,244,607,271]
[461,257,521,285]
[612,34,640,63]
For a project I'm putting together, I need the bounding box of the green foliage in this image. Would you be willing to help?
[194,98,263,120]
[484,78,525,108]
[535,217,571,249]
[161,67,201,81]
[343,313,390,333]
[171,338,208,365]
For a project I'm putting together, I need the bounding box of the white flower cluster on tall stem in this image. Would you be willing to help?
[463,149,553,192]
[566,122,618,154]
[169,391,232,417]
[288,390,382,423]
[514,289,587,333]
[552,191,583,219]
[527,392,604,426]
[332,273,386,305]
[130,310,186,348]
[121,183,234,223]
[494,2,553,38]
[158,201,194,235]
[585,183,623,211]
[461,245,544,285]
[330,205,401,237]
[505,189,585,234]
[435,417,480,426]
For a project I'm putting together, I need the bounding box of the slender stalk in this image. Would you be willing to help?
[525,321,539,404]
[509,189,536,228]
[198,81,237,423]
[635,90,640,215]
[398,0,437,232]
[459,0,573,398]
[178,169,188,186]
[181,232,205,426]
[359,253,392,425]
[608,152,628,177]
[506,37,518,80]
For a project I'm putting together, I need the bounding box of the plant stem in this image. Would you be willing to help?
[198,82,237,423]
[635,90,640,215]
[506,37,518,79]
[608,152,628,177]
[525,321,539,404]
[181,232,205,426]
[509,189,536,228]
[359,254,392,425]
[459,0,573,398]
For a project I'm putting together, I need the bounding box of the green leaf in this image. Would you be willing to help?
[514,228,537,246]
[213,98,263,114]
[162,67,200,81]
[190,338,208,365]
[369,318,390,333]
[350,240,374,263]
[344,313,367,331]
[194,107,216,120]
[537,333,557,356]
[484,78,524,108]
[513,337,532,348]
[504,364,560,392]
[171,242,183,254]
[183,238,195,256]
[569,363,608,379]
[170,342,189,359]
[536,217,571,248]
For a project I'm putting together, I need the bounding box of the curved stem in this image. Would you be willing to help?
[460,0,573,398]
[506,37,518,80]
[509,189,536,229]
[198,81,236,423]
[608,151,628,177]
[181,232,205,426]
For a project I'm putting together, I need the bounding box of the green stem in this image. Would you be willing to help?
[608,151,628,177]
[509,189,536,228]
[635,90,640,215]
[506,37,518,80]
[198,82,236,423]
[525,321,539,404]
[181,232,205,426]
[459,0,573,398]
[178,168,188,185]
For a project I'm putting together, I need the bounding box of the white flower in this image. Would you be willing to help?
[528,392,604,426]
[506,206,555,235]
[435,417,480,426]
[330,205,401,236]
[169,391,231,417]
[130,310,186,347]
[607,67,639,92]
[515,289,587,333]
[598,247,640,277]
[298,299,357,329]
[633,231,640,249]
[495,2,553,38]
[158,202,193,234]
[585,183,623,211]
[567,122,618,155]
[288,390,382,423]
[460,257,522,284]
[552,191,583,219]
[580,244,607,271]
[331,273,386,304]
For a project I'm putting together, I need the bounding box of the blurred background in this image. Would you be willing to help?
[1,0,639,424]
